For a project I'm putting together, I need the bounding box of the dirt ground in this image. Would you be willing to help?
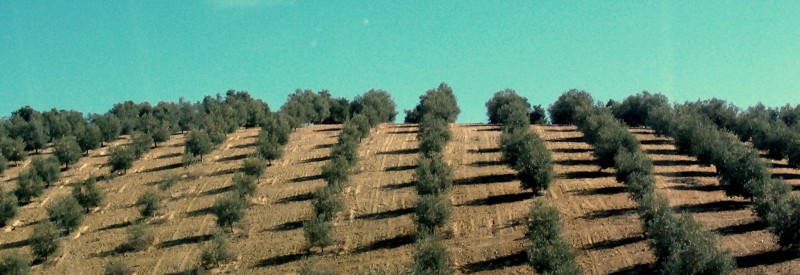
[2,123,799,274]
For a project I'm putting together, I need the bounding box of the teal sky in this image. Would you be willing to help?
[2,1,799,122]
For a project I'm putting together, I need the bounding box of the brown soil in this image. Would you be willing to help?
[1,124,799,274]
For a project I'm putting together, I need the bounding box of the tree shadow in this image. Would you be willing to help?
[582,207,637,220]
[644,148,682,156]
[547,136,585,143]
[357,207,414,220]
[551,148,593,154]
[545,128,579,133]
[460,251,527,273]
[200,185,234,196]
[269,220,305,232]
[554,159,596,166]
[735,249,799,269]
[210,167,239,177]
[672,200,750,214]
[583,235,645,251]
[158,233,213,249]
[639,139,672,145]
[470,160,506,167]
[231,143,255,149]
[313,143,334,149]
[468,148,501,154]
[217,154,248,162]
[652,160,697,166]
[385,164,418,172]
[301,156,331,164]
[571,186,627,196]
[156,152,183,160]
[96,220,133,232]
[476,127,501,132]
[315,128,341,132]
[352,234,415,254]
[713,220,767,236]
[0,239,29,250]
[142,163,183,173]
[560,170,613,180]
[773,173,800,180]
[461,192,534,206]
[656,171,716,178]
[382,181,415,190]
[608,263,656,275]
[276,192,314,204]
[388,130,418,134]
[289,174,325,183]
[667,184,720,192]
[454,173,517,186]
[377,148,419,155]
[254,252,308,267]
[186,206,213,217]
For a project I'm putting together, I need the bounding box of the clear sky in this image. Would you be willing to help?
[1,1,799,122]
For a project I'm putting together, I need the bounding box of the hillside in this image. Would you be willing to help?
[2,123,799,274]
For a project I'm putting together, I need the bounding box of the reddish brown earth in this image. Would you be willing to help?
[1,124,799,274]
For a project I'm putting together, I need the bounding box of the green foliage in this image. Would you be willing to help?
[0,137,27,164]
[303,215,333,252]
[200,230,234,268]
[321,155,351,189]
[0,250,31,275]
[714,142,769,198]
[104,260,134,275]
[0,155,6,175]
[13,171,44,204]
[211,193,246,229]
[241,157,266,178]
[529,105,548,125]
[409,234,450,275]
[29,156,60,188]
[136,190,161,218]
[624,172,656,203]
[119,222,154,252]
[256,129,283,165]
[610,91,669,127]
[526,199,581,275]
[417,116,451,155]
[485,89,530,125]
[182,152,198,168]
[109,145,136,174]
[331,136,358,164]
[130,131,154,158]
[351,89,397,125]
[150,121,171,148]
[764,195,800,253]
[350,114,372,139]
[92,113,122,146]
[0,191,18,227]
[46,195,84,233]
[280,89,332,124]
[578,113,640,170]
[260,112,293,145]
[414,153,453,196]
[29,221,61,259]
[232,173,257,198]
[415,194,452,234]
[548,89,594,125]
[159,173,178,191]
[405,83,460,123]
[72,177,104,212]
[53,136,83,169]
[312,186,343,222]
[514,135,554,194]
[185,129,214,161]
[7,114,48,153]
[77,124,102,153]
[613,148,653,184]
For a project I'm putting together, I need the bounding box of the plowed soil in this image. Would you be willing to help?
[2,124,799,274]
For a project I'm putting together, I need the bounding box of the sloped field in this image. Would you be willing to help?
[1,124,799,274]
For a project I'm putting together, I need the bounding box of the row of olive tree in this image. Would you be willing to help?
[488,90,577,273]
[304,89,397,253]
[408,84,459,274]
[566,92,734,274]
[644,101,800,255]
